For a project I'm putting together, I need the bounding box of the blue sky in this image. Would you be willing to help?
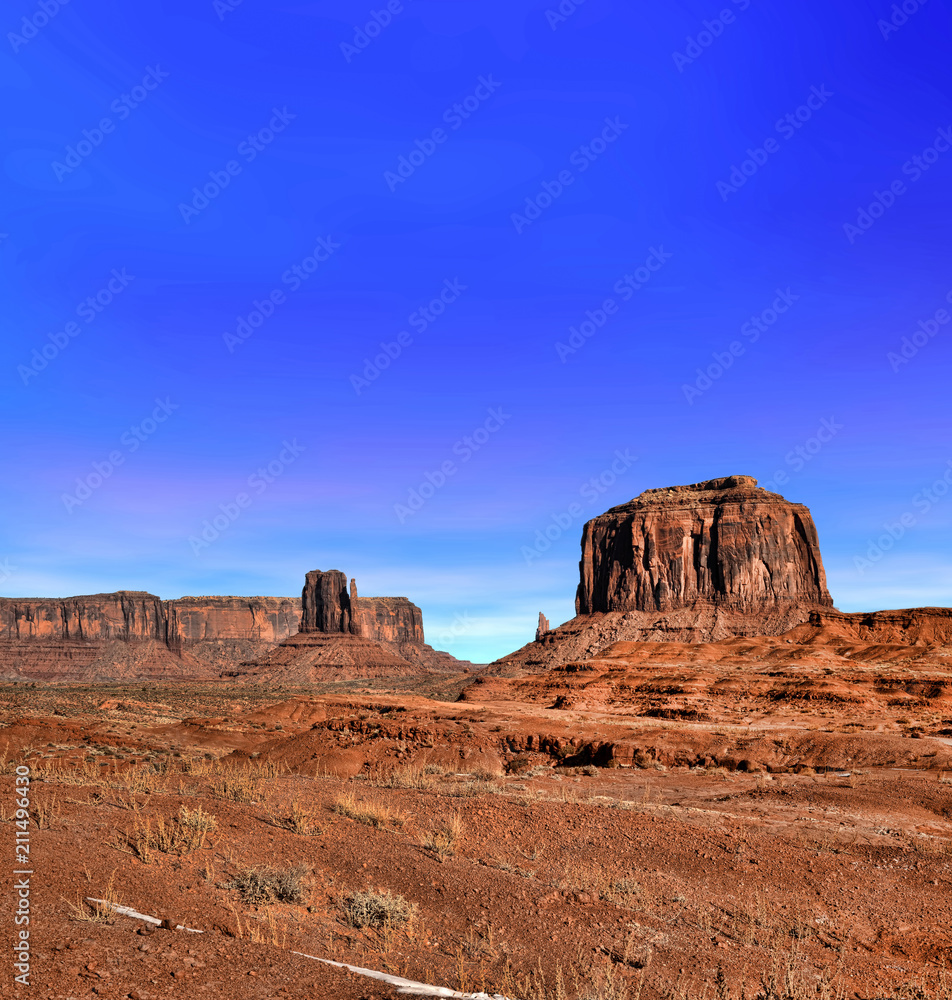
[2,0,951,662]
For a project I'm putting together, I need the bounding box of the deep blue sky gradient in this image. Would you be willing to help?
[2,0,951,661]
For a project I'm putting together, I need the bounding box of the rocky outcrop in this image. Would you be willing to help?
[0,592,168,643]
[495,475,836,672]
[167,596,300,648]
[536,613,550,641]
[785,607,952,646]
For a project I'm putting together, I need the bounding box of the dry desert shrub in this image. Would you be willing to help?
[29,757,102,786]
[422,814,463,860]
[343,888,414,929]
[210,770,263,803]
[225,863,308,904]
[376,765,440,789]
[332,791,406,829]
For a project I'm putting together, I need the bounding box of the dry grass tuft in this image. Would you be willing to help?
[65,871,119,925]
[332,791,406,829]
[125,805,217,862]
[32,791,60,829]
[422,814,463,860]
[271,799,323,836]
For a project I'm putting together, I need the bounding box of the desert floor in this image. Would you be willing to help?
[2,663,951,1000]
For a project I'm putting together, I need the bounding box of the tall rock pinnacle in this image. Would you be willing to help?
[300,570,353,633]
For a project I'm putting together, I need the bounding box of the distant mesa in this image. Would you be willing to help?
[0,570,469,682]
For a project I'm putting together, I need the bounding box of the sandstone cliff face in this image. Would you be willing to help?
[495,475,836,672]
[0,593,300,648]
[576,475,832,615]
[0,592,168,643]
[167,596,300,647]
[358,597,424,645]
[0,575,469,680]
[0,593,303,681]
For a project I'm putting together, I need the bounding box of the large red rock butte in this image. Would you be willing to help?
[496,475,838,671]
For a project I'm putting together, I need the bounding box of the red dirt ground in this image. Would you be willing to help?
[3,637,952,999]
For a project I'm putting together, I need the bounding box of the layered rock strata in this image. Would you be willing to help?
[495,475,836,671]
[0,576,468,680]
[236,569,466,680]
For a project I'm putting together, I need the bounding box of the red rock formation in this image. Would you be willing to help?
[496,475,836,671]
[301,570,353,634]
[358,597,424,645]
[0,592,167,642]
[576,475,832,615]
[349,578,361,636]
[0,575,472,680]
[785,607,952,646]
[167,596,299,648]
[536,613,550,641]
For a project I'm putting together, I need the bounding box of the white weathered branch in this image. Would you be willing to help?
[292,951,514,999]
[85,898,203,933]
